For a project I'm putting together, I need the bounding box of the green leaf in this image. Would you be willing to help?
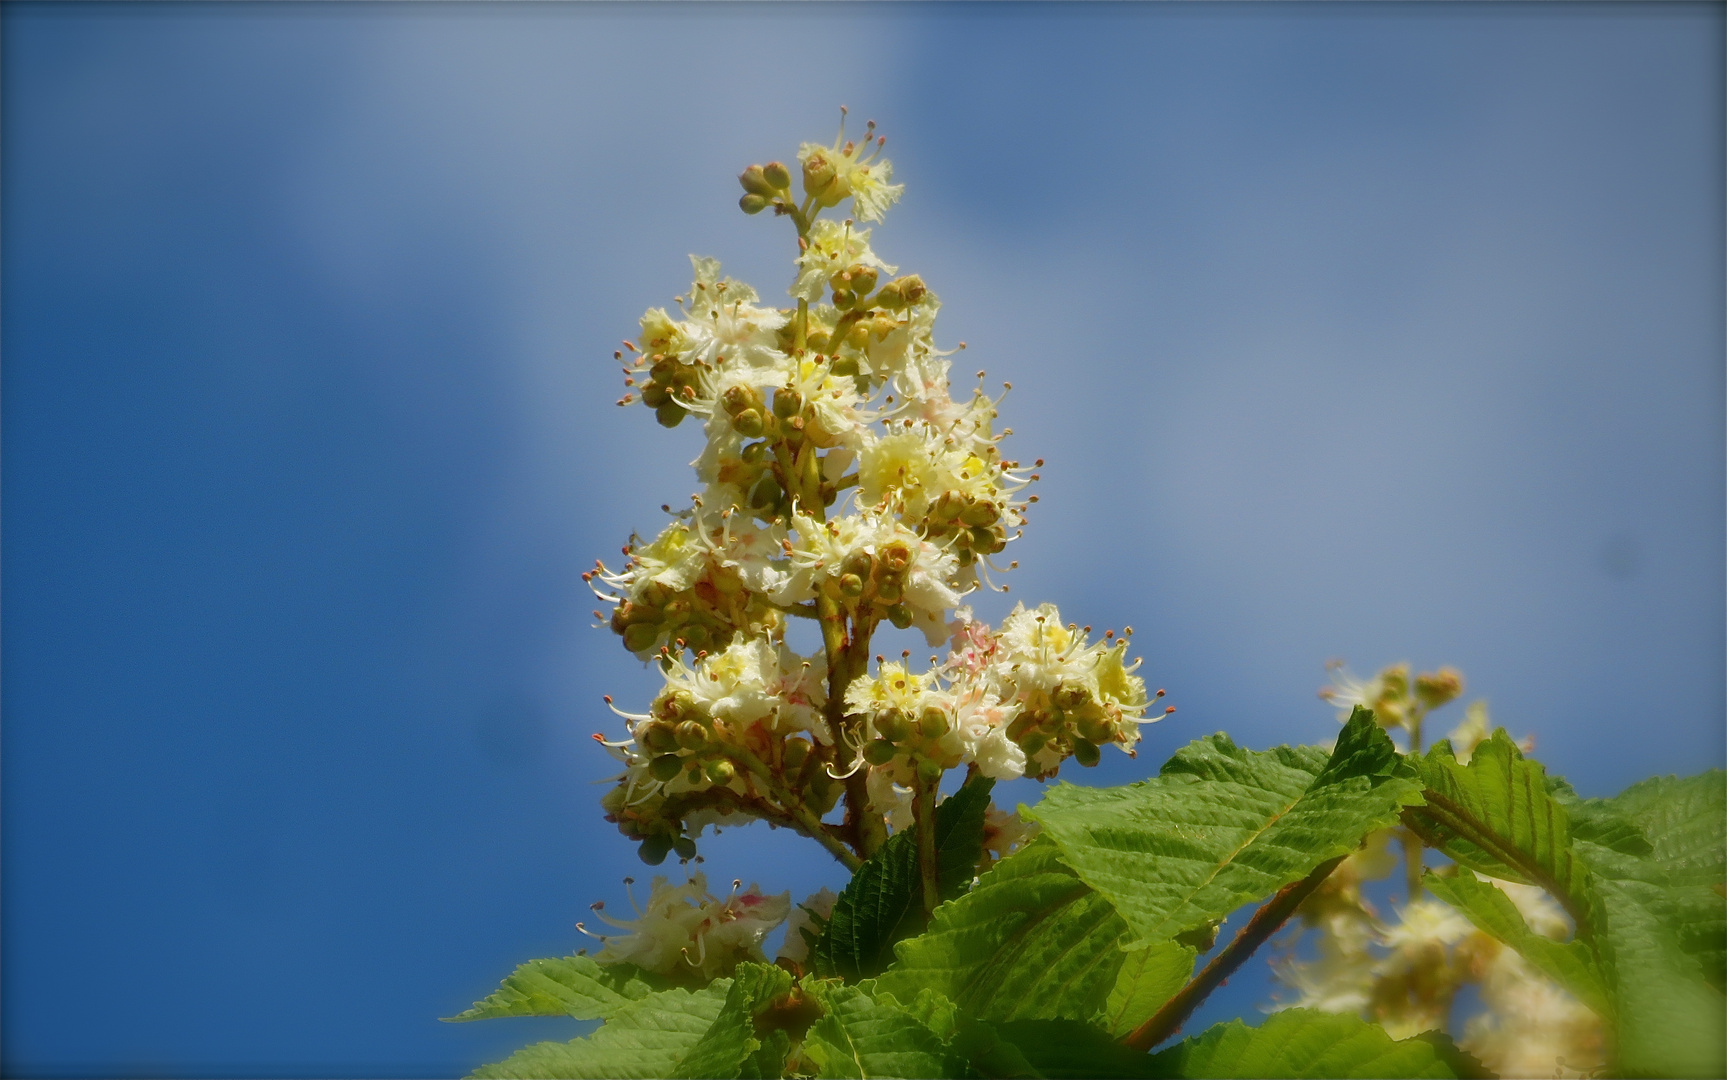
[1557,769,1726,1077]
[1144,1009,1473,1079]
[1593,875,1725,1078]
[1405,732,1594,931]
[1103,941,1196,1038]
[1422,868,1612,1018]
[802,981,966,1079]
[446,954,664,1022]
[875,836,1134,1023]
[959,1018,1159,1079]
[1026,708,1423,944]
[468,980,732,1079]
[670,963,793,1080]
[1597,770,1726,991]
[815,778,995,981]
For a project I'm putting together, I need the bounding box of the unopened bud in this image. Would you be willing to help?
[1414,667,1465,709]
[655,402,685,428]
[1054,683,1089,710]
[672,836,698,860]
[918,707,949,739]
[640,722,679,754]
[830,288,856,309]
[639,834,674,865]
[842,552,875,579]
[802,152,837,196]
[847,265,878,295]
[896,275,926,304]
[916,757,943,785]
[675,720,708,751]
[682,624,712,652]
[959,500,998,527]
[772,387,803,418]
[762,161,792,190]
[873,578,903,605]
[880,541,913,574]
[885,604,913,629]
[623,623,658,653]
[739,164,777,198]
[969,525,998,552]
[640,382,671,408]
[864,739,897,766]
[1076,715,1113,744]
[721,384,760,416]
[838,572,865,598]
[704,759,736,785]
[739,193,770,215]
[783,739,810,770]
[876,709,910,742]
[649,754,685,782]
[1073,738,1102,768]
[830,355,859,378]
[731,408,765,438]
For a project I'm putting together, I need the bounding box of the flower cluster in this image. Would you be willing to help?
[843,603,1168,789]
[1276,679,1603,1078]
[585,115,1160,875]
[580,873,790,984]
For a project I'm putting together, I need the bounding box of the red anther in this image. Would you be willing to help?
[1035,459,1045,467]
[603,695,613,703]
[1165,705,1177,714]
[592,733,606,742]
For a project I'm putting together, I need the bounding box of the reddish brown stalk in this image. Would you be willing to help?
[1123,855,1347,1053]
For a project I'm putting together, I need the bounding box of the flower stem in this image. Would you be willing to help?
[913,772,940,919]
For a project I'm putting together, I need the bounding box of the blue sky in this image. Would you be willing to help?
[3,4,1721,1076]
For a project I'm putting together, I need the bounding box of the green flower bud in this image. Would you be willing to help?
[802,151,837,197]
[680,624,712,653]
[739,192,770,215]
[732,408,765,437]
[638,833,674,865]
[1072,738,1102,768]
[916,757,943,785]
[721,384,760,416]
[918,707,949,739]
[847,265,878,295]
[739,164,777,198]
[762,161,792,190]
[830,355,859,378]
[806,331,832,354]
[640,722,679,755]
[749,475,780,510]
[640,381,671,408]
[839,572,865,598]
[885,604,913,629]
[655,402,685,428]
[959,500,998,527]
[876,709,910,742]
[969,525,998,551]
[830,288,856,309]
[675,720,709,751]
[1021,732,1048,755]
[1053,683,1089,710]
[864,739,897,766]
[1076,715,1113,744]
[712,569,745,596]
[842,551,875,579]
[741,441,769,465]
[783,738,810,770]
[772,387,803,418]
[649,754,685,782]
[704,759,736,785]
[672,836,698,860]
[623,623,658,653]
[873,578,903,605]
[880,541,913,574]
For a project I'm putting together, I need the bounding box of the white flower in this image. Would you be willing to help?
[588,873,790,982]
[866,766,915,832]
[798,128,905,223]
[662,636,829,739]
[776,887,839,967]
[950,689,1025,780]
[791,219,896,302]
